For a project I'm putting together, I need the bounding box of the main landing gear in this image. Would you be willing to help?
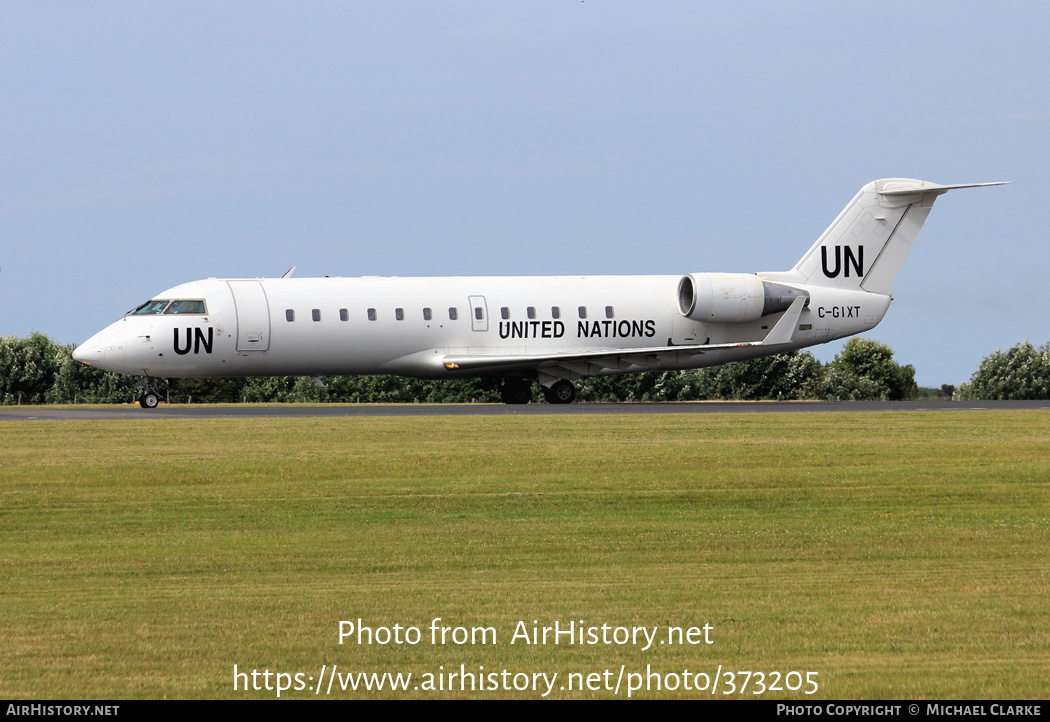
[137,376,163,409]
[497,377,577,405]
[499,377,533,405]
[543,379,576,405]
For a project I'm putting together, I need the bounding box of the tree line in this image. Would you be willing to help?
[2,332,1047,404]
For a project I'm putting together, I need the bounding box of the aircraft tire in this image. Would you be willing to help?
[544,380,576,404]
[499,378,532,405]
[139,393,160,409]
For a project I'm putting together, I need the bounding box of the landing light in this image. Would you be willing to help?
[444,362,460,369]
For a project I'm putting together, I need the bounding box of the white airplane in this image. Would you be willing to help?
[73,178,1004,408]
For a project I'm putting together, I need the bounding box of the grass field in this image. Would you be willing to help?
[1,410,1048,699]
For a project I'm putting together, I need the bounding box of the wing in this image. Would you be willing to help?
[440,297,807,382]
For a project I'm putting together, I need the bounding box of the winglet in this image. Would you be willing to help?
[760,296,806,346]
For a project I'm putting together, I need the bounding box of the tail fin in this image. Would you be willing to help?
[761,179,1006,293]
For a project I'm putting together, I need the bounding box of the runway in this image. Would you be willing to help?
[2,399,1048,420]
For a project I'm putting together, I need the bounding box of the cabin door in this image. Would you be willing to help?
[227,280,271,352]
[468,295,489,332]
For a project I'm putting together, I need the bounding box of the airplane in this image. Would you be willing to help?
[72,178,1005,408]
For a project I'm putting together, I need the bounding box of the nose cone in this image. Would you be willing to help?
[72,337,103,366]
[71,324,128,373]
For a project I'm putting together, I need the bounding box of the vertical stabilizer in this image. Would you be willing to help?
[767,179,1006,294]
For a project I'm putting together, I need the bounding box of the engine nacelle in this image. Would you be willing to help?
[677,273,808,324]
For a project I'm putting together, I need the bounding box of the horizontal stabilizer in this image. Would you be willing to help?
[759,296,806,346]
[878,180,1009,196]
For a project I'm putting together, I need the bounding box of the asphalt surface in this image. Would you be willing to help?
[1,400,1048,420]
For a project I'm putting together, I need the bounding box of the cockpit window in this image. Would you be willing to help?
[131,300,171,315]
[164,300,207,315]
[130,299,207,315]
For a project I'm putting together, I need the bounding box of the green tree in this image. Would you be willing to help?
[639,370,698,401]
[0,333,62,404]
[687,351,822,401]
[621,352,821,402]
[821,338,916,401]
[168,378,247,403]
[1,334,140,405]
[415,378,502,403]
[47,345,139,403]
[241,376,330,403]
[575,374,650,402]
[955,341,1050,400]
[564,354,824,403]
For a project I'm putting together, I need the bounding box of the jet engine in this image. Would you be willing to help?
[677,273,808,324]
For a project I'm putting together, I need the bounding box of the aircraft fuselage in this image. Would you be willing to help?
[71,179,1005,405]
[74,274,886,379]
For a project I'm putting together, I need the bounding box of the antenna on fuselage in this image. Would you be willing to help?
[282,266,296,278]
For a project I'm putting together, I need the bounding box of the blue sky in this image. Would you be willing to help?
[2,1,1046,386]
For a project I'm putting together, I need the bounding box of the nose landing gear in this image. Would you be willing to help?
[137,376,164,409]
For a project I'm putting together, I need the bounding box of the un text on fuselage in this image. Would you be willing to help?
[174,327,214,355]
[497,319,657,340]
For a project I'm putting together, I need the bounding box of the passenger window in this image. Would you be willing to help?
[501,307,510,320]
[312,309,321,322]
[340,309,349,322]
[527,306,536,320]
[475,307,484,320]
[286,309,295,322]
[551,306,561,319]
[606,306,615,318]
[449,307,458,320]
[396,308,405,321]
[423,307,432,321]
[367,308,377,321]
[578,306,587,319]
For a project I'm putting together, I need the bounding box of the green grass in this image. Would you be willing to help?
[1,411,1048,698]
